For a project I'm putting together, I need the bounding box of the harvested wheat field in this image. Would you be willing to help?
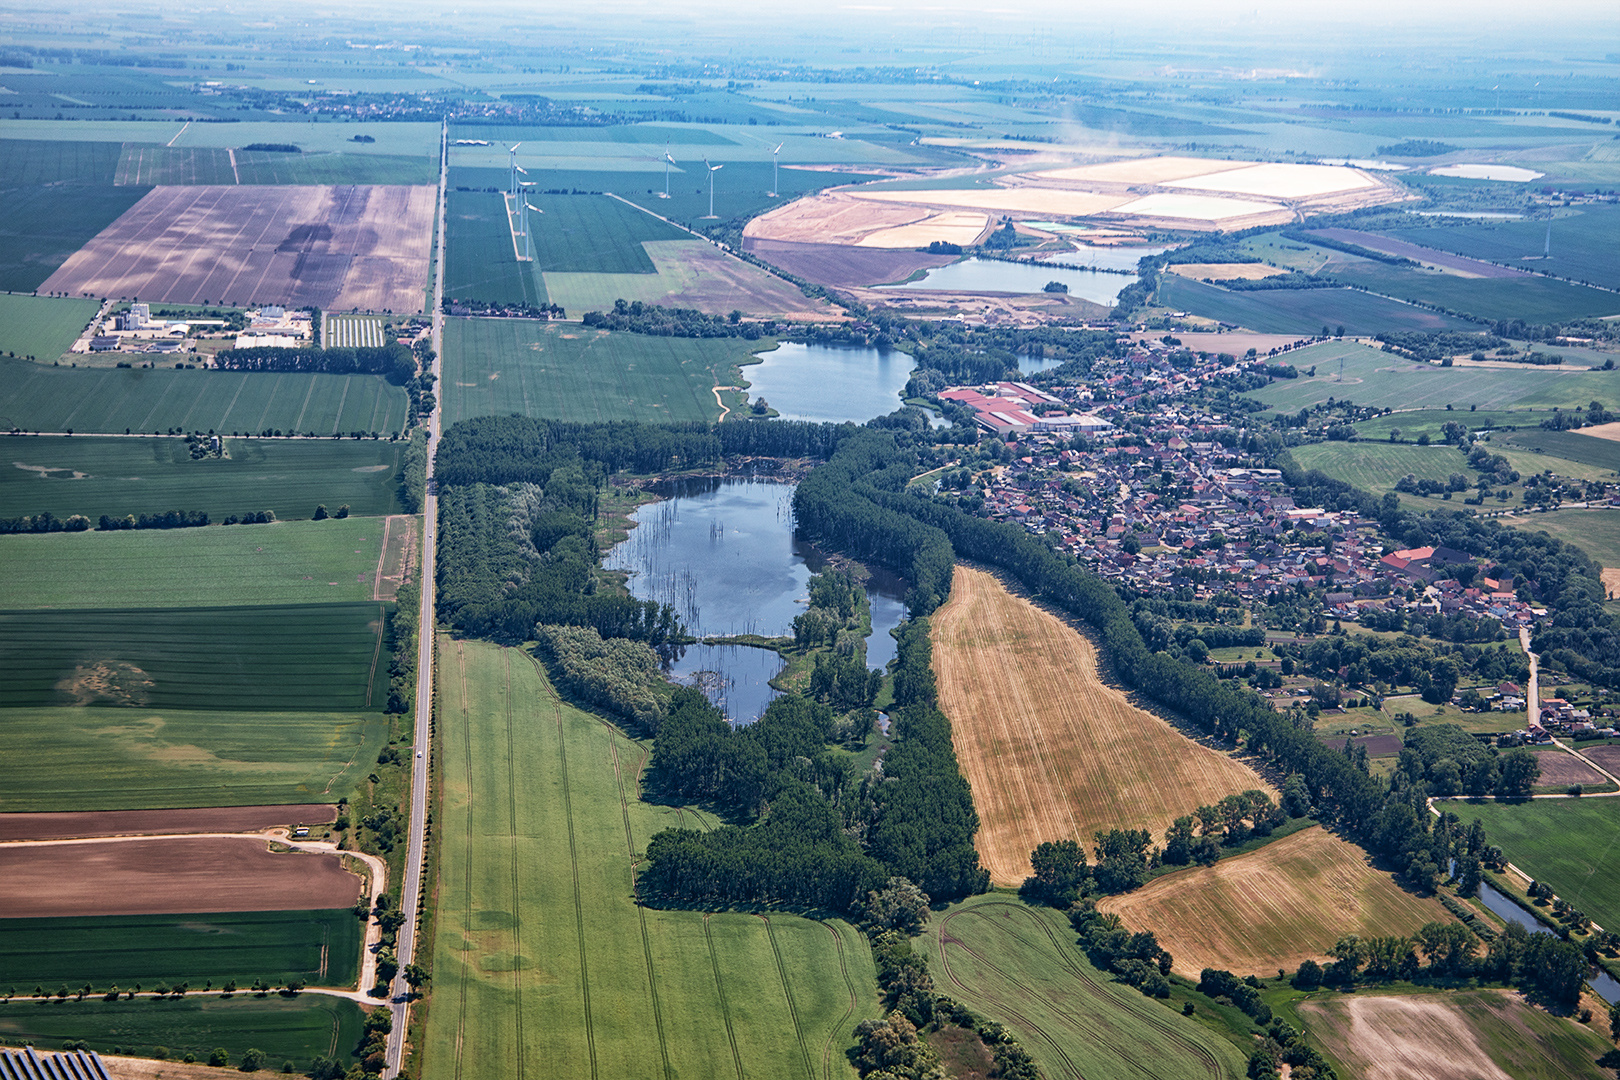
[1299,989,1614,1080]
[931,566,1270,885]
[1167,262,1290,281]
[1098,825,1451,977]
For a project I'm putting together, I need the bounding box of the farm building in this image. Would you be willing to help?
[941,381,1074,435]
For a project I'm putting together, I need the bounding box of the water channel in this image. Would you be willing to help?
[604,477,908,723]
[743,343,914,424]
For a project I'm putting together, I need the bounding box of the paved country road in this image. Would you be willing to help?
[383,119,448,1079]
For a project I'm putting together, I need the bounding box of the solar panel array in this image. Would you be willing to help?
[0,1048,112,1080]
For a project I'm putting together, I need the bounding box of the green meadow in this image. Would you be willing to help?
[0,516,390,610]
[0,706,388,811]
[422,638,878,1080]
[0,910,360,990]
[0,436,404,522]
[442,319,766,424]
[0,294,99,361]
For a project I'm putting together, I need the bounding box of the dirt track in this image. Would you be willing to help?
[931,566,1270,885]
[0,805,336,842]
[0,834,363,917]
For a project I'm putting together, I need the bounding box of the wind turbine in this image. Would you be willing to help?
[662,146,676,199]
[769,142,783,198]
[702,157,723,219]
[507,143,533,261]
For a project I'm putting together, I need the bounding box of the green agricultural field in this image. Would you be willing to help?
[1156,276,1476,335]
[528,193,688,273]
[0,358,410,435]
[0,706,387,811]
[1324,262,1620,324]
[0,139,124,186]
[1442,798,1620,930]
[171,120,442,158]
[422,638,878,1080]
[1381,207,1620,291]
[0,185,151,294]
[234,152,439,186]
[0,294,98,362]
[444,190,545,307]
[442,319,764,424]
[1506,510,1620,570]
[1352,408,1542,442]
[1290,442,1476,507]
[113,145,237,186]
[917,895,1248,1080]
[0,516,390,609]
[450,123,742,146]
[0,436,403,521]
[1496,429,1620,474]
[0,910,360,990]
[0,994,366,1069]
[1245,342,1620,413]
[0,602,392,711]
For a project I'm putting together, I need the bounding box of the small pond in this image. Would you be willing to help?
[605,477,908,722]
[876,257,1137,304]
[744,343,914,424]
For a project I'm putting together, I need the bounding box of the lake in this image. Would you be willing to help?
[876,257,1138,304]
[605,477,908,721]
[743,343,914,424]
[1041,245,1169,273]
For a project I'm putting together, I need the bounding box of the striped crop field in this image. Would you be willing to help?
[1098,825,1453,978]
[918,895,1248,1080]
[325,314,389,350]
[421,637,879,1080]
[931,566,1271,886]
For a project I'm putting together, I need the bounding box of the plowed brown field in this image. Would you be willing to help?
[0,836,362,917]
[0,804,336,842]
[932,566,1271,886]
[1099,825,1451,977]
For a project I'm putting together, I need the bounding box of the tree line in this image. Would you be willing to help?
[212,343,417,384]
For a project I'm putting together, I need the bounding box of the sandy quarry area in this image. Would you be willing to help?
[743,193,927,244]
[1112,192,1290,221]
[1034,156,1255,186]
[1164,161,1378,198]
[856,211,990,248]
[1166,262,1291,281]
[849,186,1132,218]
[0,835,364,917]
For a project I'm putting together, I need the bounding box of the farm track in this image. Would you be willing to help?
[704,914,746,1080]
[502,653,528,1080]
[761,914,817,1080]
[821,923,860,1080]
[550,661,599,1080]
[452,641,473,1080]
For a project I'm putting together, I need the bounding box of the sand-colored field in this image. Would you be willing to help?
[1164,162,1375,198]
[1097,825,1452,977]
[1167,262,1290,281]
[743,193,925,244]
[0,835,363,917]
[1578,420,1620,443]
[1127,330,1316,355]
[856,211,989,248]
[0,805,336,842]
[1110,192,1284,221]
[41,185,436,314]
[850,187,1131,218]
[1602,568,1620,599]
[932,566,1270,886]
[1299,989,1612,1080]
[1034,157,1253,186]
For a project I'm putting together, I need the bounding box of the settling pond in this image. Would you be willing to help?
[743,343,913,424]
[605,477,907,723]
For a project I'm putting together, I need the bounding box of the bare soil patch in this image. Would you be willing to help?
[1581,743,1620,774]
[743,193,924,244]
[1532,748,1608,787]
[856,211,989,249]
[932,565,1271,885]
[41,185,435,314]
[1317,732,1404,757]
[742,238,954,289]
[1166,262,1289,281]
[0,805,336,842]
[0,836,362,917]
[1098,825,1452,977]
